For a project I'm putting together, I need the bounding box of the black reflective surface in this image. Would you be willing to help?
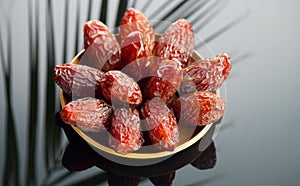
[56,112,217,185]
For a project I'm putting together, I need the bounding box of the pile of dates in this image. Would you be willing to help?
[54,8,231,155]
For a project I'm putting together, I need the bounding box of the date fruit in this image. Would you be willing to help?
[119,8,155,52]
[100,70,142,106]
[141,97,179,151]
[170,91,225,126]
[109,108,144,155]
[83,20,121,71]
[154,19,194,67]
[53,64,103,99]
[143,59,183,102]
[120,31,151,80]
[180,53,231,93]
[60,97,113,132]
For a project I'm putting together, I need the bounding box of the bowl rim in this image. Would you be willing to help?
[59,49,220,159]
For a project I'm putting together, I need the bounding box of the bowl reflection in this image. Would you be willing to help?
[55,112,217,182]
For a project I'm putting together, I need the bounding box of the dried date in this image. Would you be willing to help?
[154,19,194,67]
[120,31,151,80]
[143,59,183,102]
[109,108,144,155]
[83,20,121,71]
[170,91,225,126]
[53,64,103,99]
[60,97,113,132]
[180,53,231,93]
[100,70,142,106]
[141,97,179,151]
[119,8,155,52]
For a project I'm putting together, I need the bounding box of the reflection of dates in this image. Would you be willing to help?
[53,64,103,99]
[141,97,179,151]
[143,59,183,102]
[60,97,113,132]
[120,31,150,80]
[100,70,142,106]
[170,91,225,126]
[181,53,231,93]
[119,8,155,52]
[83,20,121,72]
[109,108,144,155]
[107,172,140,186]
[191,141,216,170]
[155,19,194,68]
[149,171,175,186]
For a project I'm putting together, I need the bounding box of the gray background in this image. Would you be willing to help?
[1,0,300,185]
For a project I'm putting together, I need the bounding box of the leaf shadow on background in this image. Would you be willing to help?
[140,0,152,13]
[193,0,228,31]
[0,19,20,186]
[196,10,251,49]
[44,0,62,175]
[226,52,253,80]
[99,0,108,24]
[115,0,129,28]
[63,0,69,63]
[74,0,81,56]
[152,0,193,24]
[25,0,40,185]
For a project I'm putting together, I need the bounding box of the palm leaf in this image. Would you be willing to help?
[131,0,138,8]
[25,0,40,184]
[115,0,129,28]
[140,0,153,13]
[99,0,108,24]
[63,0,70,63]
[193,1,227,31]
[183,0,208,19]
[1,20,20,186]
[152,0,193,26]
[74,0,81,56]
[87,0,93,21]
[190,0,223,26]
[196,10,251,49]
[148,0,173,20]
[45,0,60,172]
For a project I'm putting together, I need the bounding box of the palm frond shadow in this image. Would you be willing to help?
[1,17,20,186]
[26,0,40,185]
[0,0,248,185]
[196,9,251,49]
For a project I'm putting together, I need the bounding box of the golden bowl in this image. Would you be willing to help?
[59,34,221,163]
[59,50,219,160]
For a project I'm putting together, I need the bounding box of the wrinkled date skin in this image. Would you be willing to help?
[83,20,121,72]
[60,97,113,132]
[119,8,155,52]
[170,91,225,126]
[141,97,179,151]
[53,64,103,99]
[109,108,144,155]
[155,19,194,68]
[100,70,142,106]
[180,53,231,93]
[120,31,151,80]
[143,59,183,102]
